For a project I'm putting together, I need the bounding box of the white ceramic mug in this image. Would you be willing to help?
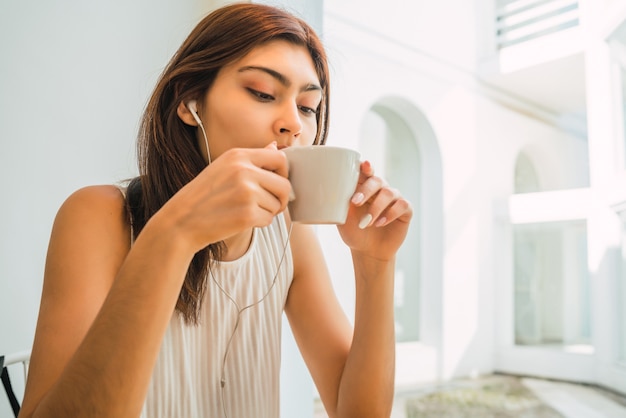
[282,145,361,224]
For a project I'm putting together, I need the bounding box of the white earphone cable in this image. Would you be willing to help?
[189,101,211,165]
[198,120,212,165]
[210,222,293,418]
[194,105,292,417]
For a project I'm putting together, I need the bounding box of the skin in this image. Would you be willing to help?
[19,40,412,418]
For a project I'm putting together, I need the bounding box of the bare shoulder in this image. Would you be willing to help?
[20,185,132,415]
[54,184,131,244]
[44,183,133,293]
[46,184,132,296]
[58,184,129,223]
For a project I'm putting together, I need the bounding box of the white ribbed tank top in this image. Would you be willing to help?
[139,214,293,418]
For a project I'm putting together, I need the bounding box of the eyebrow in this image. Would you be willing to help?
[237,65,322,93]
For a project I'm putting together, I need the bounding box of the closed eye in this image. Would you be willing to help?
[247,88,274,101]
[299,105,318,116]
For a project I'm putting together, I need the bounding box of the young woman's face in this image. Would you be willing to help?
[199,40,323,160]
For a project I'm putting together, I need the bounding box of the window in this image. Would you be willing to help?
[620,67,626,169]
[609,24,626,170]
[618,210,626,363]
[513,221,591,348]
[496,0,580,49]
[511,150,591,351]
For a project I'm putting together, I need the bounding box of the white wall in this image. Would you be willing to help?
[0,0,226,415]
[322,0,588,388]
[324,0,479,71]
[584,0,626,395]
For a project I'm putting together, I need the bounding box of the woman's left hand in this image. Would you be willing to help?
[337,161,413,261]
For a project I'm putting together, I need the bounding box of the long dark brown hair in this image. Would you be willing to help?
[126,3,330,324]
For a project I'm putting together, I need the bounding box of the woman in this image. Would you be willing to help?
[19,3,412,418]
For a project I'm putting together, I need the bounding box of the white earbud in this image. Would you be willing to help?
[187,100,211,165]
[188,100,203,126]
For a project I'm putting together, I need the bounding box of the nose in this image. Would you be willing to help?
[274,103,302,145]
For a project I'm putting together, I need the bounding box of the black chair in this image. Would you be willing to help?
[1,350,30,417]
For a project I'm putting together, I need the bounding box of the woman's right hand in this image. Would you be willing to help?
[156,141,291,253]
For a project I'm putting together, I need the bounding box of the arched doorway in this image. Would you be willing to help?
[359,97,443,384]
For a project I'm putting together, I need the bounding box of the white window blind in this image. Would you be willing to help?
[496,0,580,48]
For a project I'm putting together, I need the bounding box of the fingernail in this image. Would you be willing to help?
[352,192,365,204]
[375,216,387,227]
[289,187,296,201]
[359,213,373,229]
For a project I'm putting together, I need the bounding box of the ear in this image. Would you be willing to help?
[177,100,199,126]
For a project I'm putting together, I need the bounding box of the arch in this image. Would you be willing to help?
[514,139,589,193]
[358,96,443,363]
[514,151,542,193]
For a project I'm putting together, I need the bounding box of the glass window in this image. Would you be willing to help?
[361,107,420,342]
[513,221,591,348]
[621,67,626,168]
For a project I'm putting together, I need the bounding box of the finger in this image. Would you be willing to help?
[355,160,375,186]
[371,196,413,228]
[256,188,285,219]
[360,160,375,178]
[256,168,292,210]
[236,177,288,227]
[358,187,401,228]
[351,174,386,206]
[249,146,289,179]
[349,161,376,206]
